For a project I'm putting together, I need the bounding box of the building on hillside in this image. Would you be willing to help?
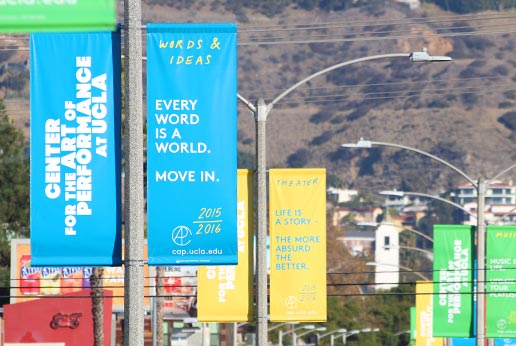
[338,230,375,257]
[453,180,516,225]
[330,206,383,227]
[327,187,358,204]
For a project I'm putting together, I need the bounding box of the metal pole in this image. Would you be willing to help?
[330,334,335,346]
[279,330,283,346]
[256,98,269,346]
[123,0,145,345]
[477,178,486,346]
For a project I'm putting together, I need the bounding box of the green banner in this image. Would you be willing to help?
[486,225,516,338]
[0,0,115,33]
[433,225,474,337]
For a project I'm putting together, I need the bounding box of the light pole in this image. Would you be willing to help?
[342,138,516,346]
[318,328,347,346]
[279,324,315,346]
[268,322,299,346]
[237,50,451,346]
[296,327,326,346]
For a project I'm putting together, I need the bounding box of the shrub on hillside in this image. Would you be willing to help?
[499,111,516,131]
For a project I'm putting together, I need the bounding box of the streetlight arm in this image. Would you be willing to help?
[237,93,256,113]
[384,245,433,258]
[269,54,409,110]
[357,221,434,243]
[367,261,430,280]
[344,139,477,186]
[380,190,477,220]
[488,162,516,183]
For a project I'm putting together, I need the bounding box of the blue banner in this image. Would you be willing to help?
[146,23,238,265]
[30,32,122,266]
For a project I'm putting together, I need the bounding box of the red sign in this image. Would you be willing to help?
[4,289,113,346]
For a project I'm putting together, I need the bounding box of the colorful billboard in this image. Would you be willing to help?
[269,168,327,321]
[146,23,238,265]
[10,239,149,312]
[432,225,474,337]
[0,0,116,32]
[197,170,254,322]
[30,31,122,266]
[486,226,516,338]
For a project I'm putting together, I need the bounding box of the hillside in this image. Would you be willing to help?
[2,0,516,196]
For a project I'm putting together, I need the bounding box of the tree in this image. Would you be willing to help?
[0,98,29,306]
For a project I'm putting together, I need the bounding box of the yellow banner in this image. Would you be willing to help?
[415,281,443,346]
[197,170,254,321]
[269,168,326,321]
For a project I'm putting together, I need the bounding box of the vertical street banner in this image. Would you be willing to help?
[197,170,254,322]
[433,225,474,337]
[30,32,122,266]
[146,23,238,265]
[415,281,443,346]
[486,226,516,338]
[269,168,326,321]
[0,0,116,32]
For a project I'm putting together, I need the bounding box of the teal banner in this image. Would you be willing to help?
[0,0,116,33]
[30,31,122,266]
[433,225,474,337]
[146,23,238,265]
[486,226,516,338]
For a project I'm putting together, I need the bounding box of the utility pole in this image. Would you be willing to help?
[123,0,145,345]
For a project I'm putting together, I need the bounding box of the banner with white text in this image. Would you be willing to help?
[146,23,238,265]
[197,170,254,322]
[486,226,516,338]
[433,225,474,337]
[416,281,444,346]
[30,32,121,266]
[269,168,326,321]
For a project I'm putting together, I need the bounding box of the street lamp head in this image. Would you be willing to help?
[409,47,452,62]
[361,328,372,332]
[341,138,372,148]
[315,327,327,332]
[301,325,315,330]
[379,190,405,197]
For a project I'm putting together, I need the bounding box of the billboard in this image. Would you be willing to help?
[269,168,327,321]
[146,23,238,265]
[30,31,122,266]
[10,239,149,312]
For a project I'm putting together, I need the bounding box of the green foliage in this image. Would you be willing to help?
[498,111,516,131]
[287,148,311,167]
[0,99,29,306]
[238,150,255,169]
[309,130,333,146]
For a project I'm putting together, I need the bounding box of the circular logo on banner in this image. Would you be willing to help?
[285,295,298,310]
[497,319,508,330]
[171,225,192,246]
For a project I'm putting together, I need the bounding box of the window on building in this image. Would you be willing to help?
[384,236,390,248]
